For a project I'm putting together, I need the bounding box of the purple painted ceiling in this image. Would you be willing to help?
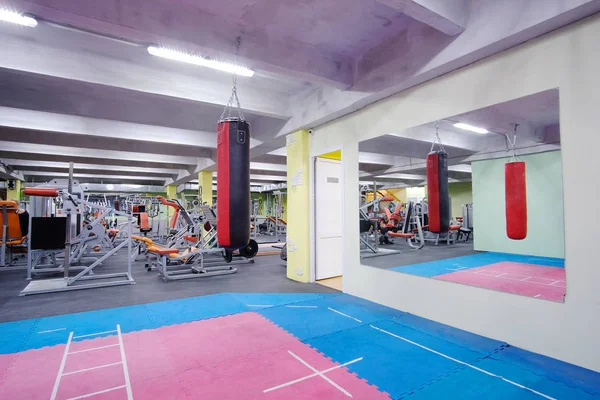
[0,0,597,187]
[164,0,414,57]
[233,0,413,57]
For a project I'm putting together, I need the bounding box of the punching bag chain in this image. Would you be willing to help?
[507,124,520,162]
[430,120,446,153]
[220,36,245,122]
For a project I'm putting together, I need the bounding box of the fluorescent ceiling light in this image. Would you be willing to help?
[0,10,37,27]
[453,122,488,134]
[147,46,254,77]
[106,184,115,190]
[123,184,143,188]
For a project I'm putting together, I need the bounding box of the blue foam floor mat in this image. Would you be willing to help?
[0,292,334,353]
[402,359,596,400]
[1,292,598,399]
[305,322,496,399]
[390,252,565,277]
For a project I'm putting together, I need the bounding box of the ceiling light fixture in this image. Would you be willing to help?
[106,184,115,190]
[453,122,489,134]
[147,46,254,77]
[0,10,37,27]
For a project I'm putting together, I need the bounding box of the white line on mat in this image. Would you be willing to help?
[38,328,66,334]
[328,307,362,323]
[285,305,318,308]
[370,324,555,400]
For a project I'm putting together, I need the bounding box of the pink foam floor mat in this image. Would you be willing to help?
[0,312,389,399]
[434,262,566,302]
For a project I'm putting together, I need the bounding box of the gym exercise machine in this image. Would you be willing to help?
[454,203,473,242]
[251,199,260,239]
[134,203,258,280]
[359,182,401,259]
[0,200,27,270]
[19,166,135,296]
[388,201,425,249]
[254,191,286,241]
[412,200,464,245]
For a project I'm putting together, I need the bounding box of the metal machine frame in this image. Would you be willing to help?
[19,164,135,296]
[359,182,402,259]
[141,203,256,280]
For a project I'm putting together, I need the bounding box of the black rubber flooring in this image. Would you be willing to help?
[361,240,477,269]
[0,253,336,322]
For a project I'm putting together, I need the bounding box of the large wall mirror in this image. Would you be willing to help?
[358,89,565,302]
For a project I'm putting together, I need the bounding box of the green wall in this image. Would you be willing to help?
[472,151,564,258]
[448,182,473,218]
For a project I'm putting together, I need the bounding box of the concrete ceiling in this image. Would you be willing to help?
[359,89,561,186]
[0,0,596,191]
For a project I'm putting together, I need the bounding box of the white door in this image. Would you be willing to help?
[315,158,343,280]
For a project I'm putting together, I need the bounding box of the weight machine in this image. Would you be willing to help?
[414,200,462,245]
[140,204,258,280]
[252,191,286,242]
[359,182,401,259]
[388,201,425,249]
[19,167,135,296]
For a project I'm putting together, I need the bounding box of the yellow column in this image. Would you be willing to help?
[166,184,177,218]
[7,180,22,201]
[286,130,310,283]
[198,171,213,206]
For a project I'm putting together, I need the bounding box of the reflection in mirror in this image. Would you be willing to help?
[359,89,565,302]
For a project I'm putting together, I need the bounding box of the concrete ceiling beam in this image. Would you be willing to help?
[0,141,200,167]
[377,0,467,36]
[249,162,287,172]
[374,173,427,180]
[1,159,180,176]
[387,125,482,152]
[0,26,290,119]
[0,164,24,181]
[10,0,353,88]
[19,171,167,182]
[358,152,408,166]
[462,144,561,163]
[360,154,471,177]
[448,164,472,173]
[0,107,236,150]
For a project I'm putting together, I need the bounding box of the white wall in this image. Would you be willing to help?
[309,14,600,371]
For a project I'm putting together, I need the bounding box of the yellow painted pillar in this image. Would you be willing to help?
[286,130,310,283]
[198,171,213,206]
[166,185,177,218]
[7,180,21,201]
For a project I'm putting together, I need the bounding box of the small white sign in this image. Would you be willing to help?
[286,134,296,147]
[291,168,303,187]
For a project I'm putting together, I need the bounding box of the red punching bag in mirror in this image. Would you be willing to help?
[426,151,450,233]
[505,161,527,240]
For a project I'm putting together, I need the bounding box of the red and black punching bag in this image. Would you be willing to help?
[217,118,251,250]
[505,161,527,240]
[426,151,450,233]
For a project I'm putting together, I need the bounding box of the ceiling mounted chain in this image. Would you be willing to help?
[219,36,245,122]
[507,123,520,162]
[430,120,446,153]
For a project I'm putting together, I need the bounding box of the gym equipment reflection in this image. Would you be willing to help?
[358,89,565,302]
